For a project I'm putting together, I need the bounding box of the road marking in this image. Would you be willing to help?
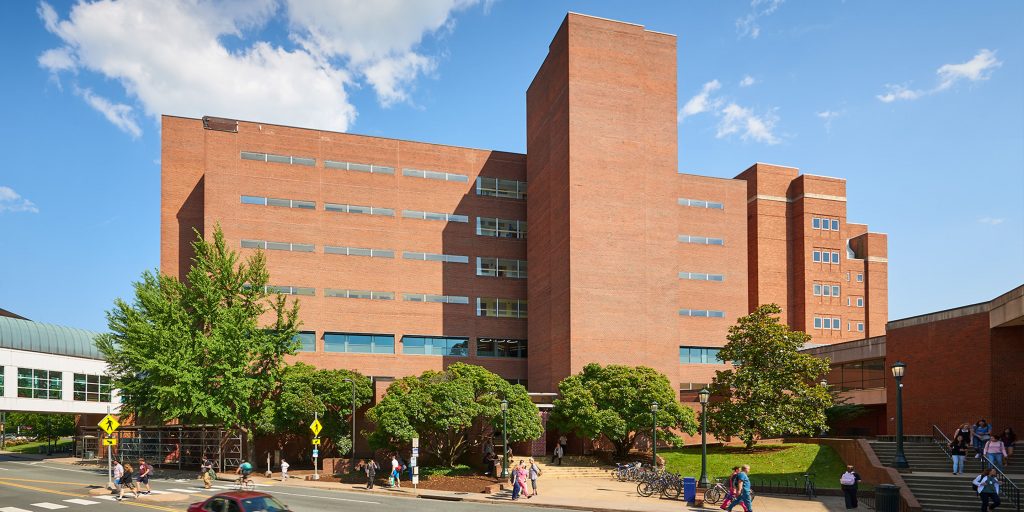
[62,499,99,505]
[29,504,67,510]
[93,496,116,501]
[265,489,379,505]
[166,488,199,494]
[0,507,33,512]
[0,479,178,511]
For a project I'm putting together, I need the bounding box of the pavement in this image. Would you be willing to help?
[0,452,852,512]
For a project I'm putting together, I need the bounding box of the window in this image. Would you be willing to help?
[831,252,840,263]
[814,317,822,329]
[857,322,864,332]
[402,336,468,356]
[826,358,885,391]
[832,317,841,330]
[241,240,314,252]
[402,210,469,223]
[73,374,112,402]
[264,285,315,296]
[812,218,821,229]
[403,251,469,264]
[240,195,315,209]
[678,198,724,210]
[813,284,822,296]
[477,217,527,238]
[324,333,395,354]
[476,257,527,279]
[325,203,394,217]
[845,272,851,281]
[857,274,864,282]
[813,251,821,263]
[0,370,3,396]
[822,285,831,297]
[477,298,528,318]
[402,168,469,183]
[324,289,394,300]
[240,151,314,166]
[402,293,469,304]
[678,235,725,246]
[679,309,726,318]
[832,219,840,231]
[324,160,395,175]
[832,285,840,296]
[294,332,316,352]
[857,297,864,307]
[325,246,394,258]
[679,346,723,364]
[477,177,527,199]
[679,272,725,281]
[17,368,61,399]
[476,338,527,358]
[847,297,852,306]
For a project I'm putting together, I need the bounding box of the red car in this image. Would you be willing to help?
[187,491,290,512]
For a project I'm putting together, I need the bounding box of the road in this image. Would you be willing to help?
[0,455,578,512]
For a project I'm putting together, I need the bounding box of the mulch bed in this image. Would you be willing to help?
[293,470,501,493]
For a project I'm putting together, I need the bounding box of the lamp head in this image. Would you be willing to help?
[698,388,710,404]
[500,399,508,412]
[651,402,658,412]
[891,361,906,378]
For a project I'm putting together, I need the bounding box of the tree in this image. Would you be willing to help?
[7,413,75,446]
[96,225,301,462]
[548,363,698,458]
[366,363,542,467]
[706,304,833,448]
[267,363,373,457]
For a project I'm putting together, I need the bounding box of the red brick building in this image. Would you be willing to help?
[161,14,886,410]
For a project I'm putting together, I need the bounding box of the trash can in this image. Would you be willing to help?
[683,477,697,503]
[874,484,900,512]
[84,450,95,460]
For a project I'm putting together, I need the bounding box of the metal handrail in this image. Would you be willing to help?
[944,424,1022,512]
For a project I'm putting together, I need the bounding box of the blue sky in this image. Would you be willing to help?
[1,0,1021,332]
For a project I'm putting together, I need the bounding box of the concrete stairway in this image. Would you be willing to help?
[502,456,612,480]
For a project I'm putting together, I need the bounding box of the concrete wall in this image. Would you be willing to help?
[0,348,117,414]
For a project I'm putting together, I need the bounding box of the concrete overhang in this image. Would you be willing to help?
[989,285,1024,329]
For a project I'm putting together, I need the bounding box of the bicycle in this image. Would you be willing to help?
[235,475,256,491]
[704,478,728,504]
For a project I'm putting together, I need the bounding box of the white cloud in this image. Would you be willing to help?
[978,217,1005,225]
[737,0,784,39]
[717,103,780,145]
[739,75,756,87]
[0,186,40,214]
[37,0,482,136]
[678,80,722,122]
[816,110,841,133]
[877,49,1002,103]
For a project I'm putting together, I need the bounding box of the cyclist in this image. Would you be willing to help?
[236,460,254,488]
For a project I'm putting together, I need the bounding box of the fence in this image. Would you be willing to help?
[933,424,1021,512]
[746,473,816,499]
[78,425,242,471]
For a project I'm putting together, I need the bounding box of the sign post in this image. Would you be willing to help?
[310,414,323,480]
[98,407,120,489]
[411,437,419,489]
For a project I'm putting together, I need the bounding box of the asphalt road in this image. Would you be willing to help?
[0,455,578,512]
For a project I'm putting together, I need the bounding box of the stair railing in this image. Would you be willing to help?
[979,452,1021,512]
[931,424,951,457]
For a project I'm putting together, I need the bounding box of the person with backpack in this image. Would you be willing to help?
[389,454,401,488]
[200,456,214,489]
[137,458,152,495]
[973,419,992,458]
[973,468,1001,510]
[112,460,124,494]
[510,462,522,500]
[950,434,969,474]
[726,465,754,512]
[840,465,862,509]
[528,458,541,496]
[721,466,750,512]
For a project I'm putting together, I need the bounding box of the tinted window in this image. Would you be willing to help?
[239,496,288,512]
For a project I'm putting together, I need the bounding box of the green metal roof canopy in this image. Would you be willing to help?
[0,316,104,360]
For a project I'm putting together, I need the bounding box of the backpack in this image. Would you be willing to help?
[840,472,856,486]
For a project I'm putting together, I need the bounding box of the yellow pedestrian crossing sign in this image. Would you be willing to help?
[102,438,118,446]
[98,414,120,435]
[309,419,322,436]
[312,437,321,445]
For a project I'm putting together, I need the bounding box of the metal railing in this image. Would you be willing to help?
[934,424,1020,512]
[748,473,816,499]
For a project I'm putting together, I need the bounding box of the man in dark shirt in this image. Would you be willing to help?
[840,465,862,509]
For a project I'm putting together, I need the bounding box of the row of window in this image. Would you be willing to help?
[476,298,528,318]
[679,272,725,282]
[679,309,726,318]
[813,316,865,332]
[324,289,394,300]
[679,346,723,364]
[325,159,395,175]
[812,217,840,231]
[242,240,314,252]
[241,195,315,209]
[240,151,315,166]
[403,251,469,264]
[678,197,724,210]
[825,358,885,391]
[403,168,469,183]
[813,284,842,297]
[294,332,528,358]
[477,257,527,279]
[477,217,527,239]
[263,287,528,317]
[327,203,396,217]
[7,368,112,402]
[477,177,527,200]
[813,250,841,264]
[847,296,865,307]
[678,235,725,246]
[402,209,470,223]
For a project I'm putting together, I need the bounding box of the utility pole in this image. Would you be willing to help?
[106,406,113,489]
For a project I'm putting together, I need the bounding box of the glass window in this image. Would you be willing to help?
[403,168,468,183]
[477,217,526,238]
[812,218,821,229]
[831,219,840,231]
[832,252,840,263]
[402,336,468,356]
[857,298,864,307]
[403,293,469,304]
[294,332,316,352]
[678,235,724,245]
[266,154,291,164]
[241,195,266,205]
[813,284,822,296]
[324,246,394,258]
[679,346,724,364]
[822,285,831,297]
[73,374,112,402]
[814,317,822,329]
[477,177,527,199]
[476,338,527,358]
[832,285,840,296]
[323,333,394,354]
[679,197,725,210]
[240,151,266,161]
[266,197,291,208]
[264,285,315,296]
[679,309,726,317]
[832,317,841,330]
[477,257,527,279]
[813,251,821,262]
[17,368,62,400]
[241,151,314,166]
[857,274,864,282]
[857,323,865,332]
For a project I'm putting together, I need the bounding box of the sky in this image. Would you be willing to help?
[0,0,1022,332]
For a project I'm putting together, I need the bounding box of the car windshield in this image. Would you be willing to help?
[240,496,288,512]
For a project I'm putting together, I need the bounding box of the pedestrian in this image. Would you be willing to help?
[726,465,753,512]
[1002,428,1016,465]
[553,443,564,466]
[973,419,992,458]
[983,434,1008,471]
[483,451,497,477]
[517,461,532,499]
[112,459,124,494]
[280,459,289,481]
[200,456,214,489]
[510,462,522,500]
[558,434,568,458]
[839,465,861,509]
[483,439,494,456]
[137,458,152,495]
[973,468,1001,510]
[954,423,973,445]
[528,458,541,496]
[117,463,139,501]
[360,458,378,489]
[721,466,750,512]
[390,454,401,488]
[950,434,969,475]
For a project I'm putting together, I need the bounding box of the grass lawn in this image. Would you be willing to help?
[3,438,73,454]
[660,443,846,488]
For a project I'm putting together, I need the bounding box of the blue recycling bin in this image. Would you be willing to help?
[683,477,697,502]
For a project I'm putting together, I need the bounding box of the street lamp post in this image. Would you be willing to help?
[890,361,909,469]
[698,389,710,487]
[343,378,356,460]
[500,400,509,479]
[651,402,659,468]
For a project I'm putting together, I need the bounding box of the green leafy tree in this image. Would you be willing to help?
[96,225,300,462]
[548,363,698,458]
[706,304,833,448]
[366,363,542,467]
[6,413,75,446]
[267,363,373,457]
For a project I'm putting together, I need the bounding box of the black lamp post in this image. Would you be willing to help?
[651,402,659,467]
[698,389,710,487]
[500,399,509,479]
[890,361,909,469]
[343,378,356,459]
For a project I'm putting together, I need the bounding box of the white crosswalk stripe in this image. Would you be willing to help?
[166,488,200,494]
[92,496,116,501]
[30,504,67,510]
[0,507,34,512]
[62,500,99,506]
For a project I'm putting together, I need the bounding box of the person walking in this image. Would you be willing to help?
[528,458,541,496]
[726,465,754,512]
[973,419,992,458]
[112,459,124,494]
[510,462,522,500]
[951,434,969,474]
[974,468,1001,510]
[360,458,378,489]
[117,463,139,501]
[553,443,564,466]
[722,466,750,512]
[483,451,498,477]
[840,465,862,509]
[558,434,568,459]
[1002,428,1016,466]
[983,435,1008,471]
[200,456,214,489]
[955,423,973,445]
[517,461,532,499]
[136,458,152,495]
[390,454,401,488]
[280,459,289,481]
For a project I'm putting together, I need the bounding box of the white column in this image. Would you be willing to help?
[62,371,74,402]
